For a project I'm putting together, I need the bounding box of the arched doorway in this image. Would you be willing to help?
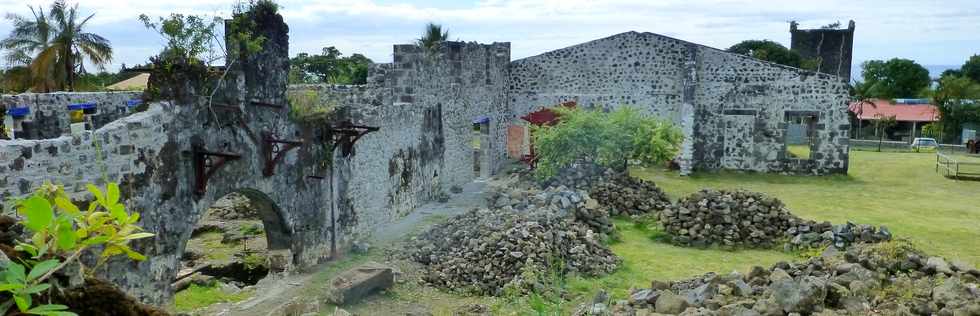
[172,189,293,308]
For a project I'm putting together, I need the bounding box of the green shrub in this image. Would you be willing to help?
[532,106,682,179]
[287,89,336,124]
[1,182,154,315]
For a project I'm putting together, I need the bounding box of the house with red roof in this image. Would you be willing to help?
[848,98,939,142]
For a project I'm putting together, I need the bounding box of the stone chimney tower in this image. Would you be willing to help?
[790,20,855,82]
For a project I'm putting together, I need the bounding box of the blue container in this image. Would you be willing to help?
[127,99,143,108]
[6,106,30,118]
[67,102,97,114]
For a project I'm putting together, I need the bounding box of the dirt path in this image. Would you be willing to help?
[197,179,493,316]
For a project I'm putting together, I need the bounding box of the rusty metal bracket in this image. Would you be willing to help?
[262,132,304,176]
[326,121,379,157]
[249,100,285,109]
[193,145,241,195]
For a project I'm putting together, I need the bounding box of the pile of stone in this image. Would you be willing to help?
[589,175,672,216]
[408,208,621,296]
[660,189,893,249]
[612,242,980,316]
[786,221,893,251]
[536,163,618,190]
[659,189,800,247]
[486,184,613,235]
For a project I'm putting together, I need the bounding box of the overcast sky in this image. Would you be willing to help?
[0,0,977,78]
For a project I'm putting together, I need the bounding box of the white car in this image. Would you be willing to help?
[910,138,938,152]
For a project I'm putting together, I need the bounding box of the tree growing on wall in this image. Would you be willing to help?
[139,13,221,64]
[417,22,449,53]
[856,58,930,99]
[532,106,683,179]
[1,1,113,92]
[871,113,897,152]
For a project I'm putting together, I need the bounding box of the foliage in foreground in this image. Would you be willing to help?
[0,182,154,315]
[532,106,683,179]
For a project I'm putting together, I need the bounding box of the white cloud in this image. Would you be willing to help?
[0,0,976,71]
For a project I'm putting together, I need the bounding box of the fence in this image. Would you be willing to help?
[936,153,980,179]
[850,139,967,153]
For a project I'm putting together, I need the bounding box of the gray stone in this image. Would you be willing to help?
[656,292,691,314]
[770,276,828,314]
[325,261,395,305]
[928,257,954,275]
[932,277,974,306]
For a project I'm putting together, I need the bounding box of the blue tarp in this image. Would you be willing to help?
[127,99,143,107]
[472,116,490,124]
[6,106,30,117]
[67,102,97,111]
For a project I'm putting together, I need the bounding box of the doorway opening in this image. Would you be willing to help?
[472,116,491,178]
[174,190,292,298]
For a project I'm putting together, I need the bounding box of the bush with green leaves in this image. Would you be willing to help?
[0,182,154,315]
[532,106,683,179]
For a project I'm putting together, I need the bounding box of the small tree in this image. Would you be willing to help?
[532,106,683,179]
[870,114,897,152]
[921,122,942,139]
[417,22,448,53]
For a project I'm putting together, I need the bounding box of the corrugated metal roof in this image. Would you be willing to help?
[848,99,939,122]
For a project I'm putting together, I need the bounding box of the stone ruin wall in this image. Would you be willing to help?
[790,21,855,83]
[290,41,511,240]
[0,22,851,305]
[1,91,142,139]
[694,47,850,174]
[508,31,850,174]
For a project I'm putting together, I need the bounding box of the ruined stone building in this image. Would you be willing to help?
[790,20,856,83]
[0,9,850,305]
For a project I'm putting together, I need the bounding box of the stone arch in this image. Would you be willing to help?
[233,188,292,251]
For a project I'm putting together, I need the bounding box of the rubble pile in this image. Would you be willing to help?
[536,163,618,190]
[486,184,614,235]
[408,208,621,295]
[661,189,892,249]
[589,175,672,216]
[610,242,980,316]
[660,189,800,247]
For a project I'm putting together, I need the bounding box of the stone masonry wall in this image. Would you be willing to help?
[1,91,142,139]
[694,47,851,174]
[290,41,511,242]
[790,21,855,83]
[508,31,849,174]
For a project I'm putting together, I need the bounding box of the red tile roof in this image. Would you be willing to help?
[848,99,939,122]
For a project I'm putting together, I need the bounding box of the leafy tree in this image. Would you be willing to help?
[921,122,942,139]
[138,13,220,64]
[417,22,449,52]
[870,114,897,151]
[857,58,930,99]
[1,1,113,92]
[532,106,683,179]
[961,54,980,83]
[727,40,817,70]
[290,47,372,84]
[932,75,980,143]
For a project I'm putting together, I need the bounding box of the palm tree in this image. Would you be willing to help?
[417,22,448,52]
[1,5,55,91]
[2,1,112,92]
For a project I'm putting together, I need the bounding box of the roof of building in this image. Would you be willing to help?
[106,73,149,91]
[848,99,939,122]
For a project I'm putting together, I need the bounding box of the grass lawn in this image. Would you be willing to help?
[566,218,795,300]
[633,150,980,267]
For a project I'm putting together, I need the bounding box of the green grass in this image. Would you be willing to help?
[633,150,980,267]
[186,232,236,262]
[566,218,794,300]
[173,283,255,313]
[787,144,811,159]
